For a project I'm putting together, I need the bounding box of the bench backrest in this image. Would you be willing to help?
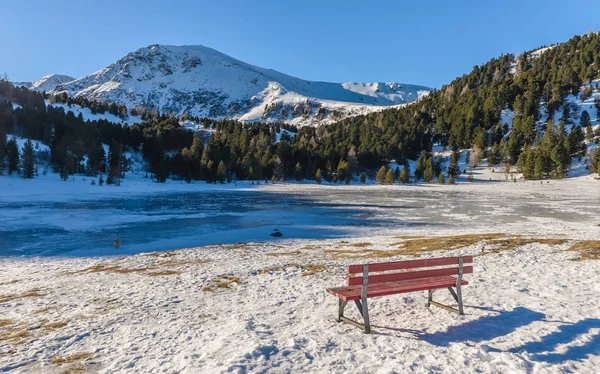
[347,256,473,286]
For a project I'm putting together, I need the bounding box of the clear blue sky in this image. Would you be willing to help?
[1,0,598,88]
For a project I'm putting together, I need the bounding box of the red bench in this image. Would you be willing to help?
[326,256,472,333]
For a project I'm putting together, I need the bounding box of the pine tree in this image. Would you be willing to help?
[423,158,434,182]
[448,174,455,184]
[586,125,594,142]
[533,151,544,180]
[6,138,19,175]
[336,159,349,182]
[438,173,445,184]
[581,110,592,128]
[60,166,69,181]
[0,129,6,175]
[447,151,460,178]
[415,151,427,180]
[294,162,303,181]
[216,161,227,183]
[385,168,395,184]
[360,171,366,183]
[399,167,409,184]
[523,147,535,179]
[315,168,322,184]
[98,174,104,186]
[376,166,387,184]
[21,140,35,179]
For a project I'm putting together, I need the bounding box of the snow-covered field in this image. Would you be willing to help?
[2,177,600,373]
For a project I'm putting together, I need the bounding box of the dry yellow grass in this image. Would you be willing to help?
[325,233,567,259]
[343,242,372,248]
[266,250,306,257]
[203,275,242,292]
[567,240,600,260]
[33,306,61,315]
[480,238,567,255]
[0,289,46,304]
[51,352,92,365]
[259,263,327,276]
[42,320,68,329]
[0,319,14,327]
[0,326,31,345]
[0,318,70,346]
[67,257,208,276]
[147,270,181,276]
[60,366,86,374]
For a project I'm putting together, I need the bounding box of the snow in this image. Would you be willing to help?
[46,101,143,125]
[2,179,600,372]
[29,74,76,92]
[52,44,431,127]
[9,136,50,152]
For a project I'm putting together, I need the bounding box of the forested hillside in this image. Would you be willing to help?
[1,32,600,184]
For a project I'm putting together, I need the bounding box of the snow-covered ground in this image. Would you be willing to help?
[2,177,600,373]
[45,101,143,125]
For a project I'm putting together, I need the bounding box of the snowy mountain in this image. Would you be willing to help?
[52,44,430,126]
[14,74,76,92]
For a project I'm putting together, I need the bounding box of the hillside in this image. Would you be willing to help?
[2,33,600,185]
[14,74,76,92]
[51,44,430,126]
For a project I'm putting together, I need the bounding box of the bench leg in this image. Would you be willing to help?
[361,295,371,334]
[426,289,433,307]
[337,299,348,322]
[456,284,464,315]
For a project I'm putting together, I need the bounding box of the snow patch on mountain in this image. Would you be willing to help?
[52,44,431,126]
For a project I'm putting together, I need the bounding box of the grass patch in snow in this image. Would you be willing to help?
[33,305,61,314]
[67,258,209,276]
[50,352,92,365]
[266,250,306,257]
[0,319,14,327]
[203,275,241,292]
[325,234,567,259]
[0,288,46,304]
[479,238,567,255]
[259,263,327,276]
[567,241,600,260]
[341,242,372,248]
[0,279,21,286]
[147,270,182,276]
[0,324,31,345]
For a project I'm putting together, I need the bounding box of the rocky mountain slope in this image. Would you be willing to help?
[14,74,76,92]
[50,44,430,126]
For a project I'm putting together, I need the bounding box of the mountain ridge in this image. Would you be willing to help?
[48,44,430,126]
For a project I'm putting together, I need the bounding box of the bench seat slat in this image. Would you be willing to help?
[327,276,468,301]
[347,266,473,286]
[348,256,473,274]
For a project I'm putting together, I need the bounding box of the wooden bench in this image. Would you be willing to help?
[326,256,472,333]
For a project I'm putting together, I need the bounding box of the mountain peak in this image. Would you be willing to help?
[51,44,431,126]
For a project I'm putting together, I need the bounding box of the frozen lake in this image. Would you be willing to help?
[1,182,597,257]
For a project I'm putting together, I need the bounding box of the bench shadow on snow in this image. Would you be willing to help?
[375,306,600,364]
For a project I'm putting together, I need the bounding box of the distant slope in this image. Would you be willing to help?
[31,74,76,92]
[52,44,430,126]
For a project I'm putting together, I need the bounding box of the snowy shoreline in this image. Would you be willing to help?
[2,177,600,372]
